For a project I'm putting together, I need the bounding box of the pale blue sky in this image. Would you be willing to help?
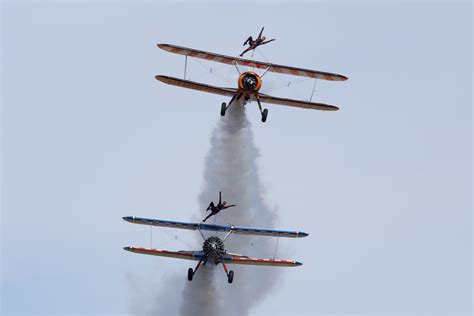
[1,1,472,315]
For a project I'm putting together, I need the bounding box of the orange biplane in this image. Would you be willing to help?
[156,43,348,122]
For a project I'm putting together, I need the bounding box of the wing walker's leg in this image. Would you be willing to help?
[256,96,268,123]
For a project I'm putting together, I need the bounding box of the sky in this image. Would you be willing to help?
[1,0,472,315]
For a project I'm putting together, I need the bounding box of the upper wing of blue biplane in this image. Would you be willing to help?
[123,216,308,238]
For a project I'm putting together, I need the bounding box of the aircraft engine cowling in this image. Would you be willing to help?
[238,71,262,93]
[202,236,225,260]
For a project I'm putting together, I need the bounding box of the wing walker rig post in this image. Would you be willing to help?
[155,32,348,123]
[123,216,308,284]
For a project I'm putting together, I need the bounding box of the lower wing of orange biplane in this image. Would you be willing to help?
[156,75,339,117]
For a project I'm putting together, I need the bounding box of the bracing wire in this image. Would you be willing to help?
[309,79,318,102]
[256,47,270,63]
[263,76,310,94]
[190,58,234,85]
[158,225,196,250]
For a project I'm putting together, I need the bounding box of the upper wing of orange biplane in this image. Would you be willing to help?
[158,43,348,81]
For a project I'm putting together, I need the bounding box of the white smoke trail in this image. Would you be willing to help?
[134,102,281,315]
[178,102,281,315]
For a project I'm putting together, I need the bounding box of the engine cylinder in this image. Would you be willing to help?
[202,236,225,260]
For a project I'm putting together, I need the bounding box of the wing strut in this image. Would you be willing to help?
[184,52,188,79]
[233,61,241,75]
[223,225,234,241]
[273,237,280,260]
[150,226,153,248]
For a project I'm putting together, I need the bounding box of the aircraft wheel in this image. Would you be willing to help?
[261,109,268,123]
[227,270,234,284]
[187,268,194,281]
[220,103,227,116]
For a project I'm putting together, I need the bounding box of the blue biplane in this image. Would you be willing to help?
[123,216,308,284]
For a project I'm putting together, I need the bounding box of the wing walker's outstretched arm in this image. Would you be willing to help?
[262,39,275,45]
[219,191,222,204]
[258,27,265,39]
[223,204,236,210]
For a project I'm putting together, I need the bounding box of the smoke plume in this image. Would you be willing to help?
[178,103,280,315]
[131,103,280,315]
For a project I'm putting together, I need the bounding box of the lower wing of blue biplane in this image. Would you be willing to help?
[123,246,302,267]
[123,216,307,268]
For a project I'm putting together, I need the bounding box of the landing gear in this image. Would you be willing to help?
[220,102,227,116]
[227,270,234,284]
[256,97,268,123]
[220,258,234,284]
[188,256,205,281]
[220,93,242,117]
[261,109,268,123]
[187,268,193,281]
